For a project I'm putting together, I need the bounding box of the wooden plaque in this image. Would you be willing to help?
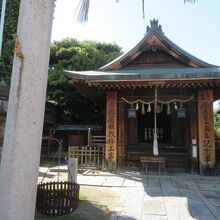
[198,90,215,171]
[105,91,117,171]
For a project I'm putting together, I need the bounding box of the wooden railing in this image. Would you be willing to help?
[69,145,104,168]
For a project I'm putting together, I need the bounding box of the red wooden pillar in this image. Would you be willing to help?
[117,101,125,170]
[197,89,215,175]
[105,91,117,171]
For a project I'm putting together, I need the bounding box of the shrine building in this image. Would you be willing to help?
[66,20,220,175]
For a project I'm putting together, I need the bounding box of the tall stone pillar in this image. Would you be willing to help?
[197,89,215,175]
[105,91,117,172]
[0,1,55,220]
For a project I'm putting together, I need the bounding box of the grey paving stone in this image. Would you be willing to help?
[189,204,216,220]
[165,205,194,220]
[109,213,120,220]
[119,213,141,220]
[123,199,143,207]
[183,179,199,190]
[213,206,220,219]
[163,196,188,205]
[76,173,220,220]
[146,176,161,188]
[206,197,220,206]
[121,206,142,214]
[123,179,136,187]
[171,179,188,189]
[179,191,204,205]
[195,180,220,190]
[142,215,168,220]
[134,181,145,187]
[200,190,220,198]
[162,190,180,197]
[142,200,166,215]
[103,177,125,186]
[144,188,163,197]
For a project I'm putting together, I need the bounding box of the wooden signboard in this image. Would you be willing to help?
[105,91,117,171]
[197,90,215,175]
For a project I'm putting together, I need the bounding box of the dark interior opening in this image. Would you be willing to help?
[138,110,171,143]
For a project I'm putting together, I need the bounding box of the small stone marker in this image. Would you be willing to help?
[68,158,78,183]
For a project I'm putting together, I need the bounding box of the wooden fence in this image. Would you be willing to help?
[69,145,104,168]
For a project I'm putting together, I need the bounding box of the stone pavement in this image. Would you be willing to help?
[77,172,220,220]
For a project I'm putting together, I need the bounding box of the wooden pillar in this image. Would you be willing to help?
[117,101,125,170]
[197,89,215,175]
[189,102,199,174]
[105,91,117,172]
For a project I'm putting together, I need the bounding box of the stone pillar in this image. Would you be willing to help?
[197,89,215,175]
[0,1,54,220]
[88,127,92,146]
[105,91,117,172]
[68,158,78,183]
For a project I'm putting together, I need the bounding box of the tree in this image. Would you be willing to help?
[48,38,122,124]
[0,0,20,83]
[0,1,122,124]
[214,113,220,138]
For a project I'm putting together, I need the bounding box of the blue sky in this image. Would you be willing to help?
[52,0,220,66]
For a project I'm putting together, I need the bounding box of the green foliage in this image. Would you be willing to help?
[48,38,122,124]
[214,113,220,138]
[0,0,20,83]
[49,38,121,70]
[0,0,122,124]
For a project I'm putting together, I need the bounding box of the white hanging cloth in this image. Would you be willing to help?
[153,133,159,156]
[153,87,159,156]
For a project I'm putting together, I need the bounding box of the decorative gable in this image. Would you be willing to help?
[125,50,187,67]
[100,19,213,71]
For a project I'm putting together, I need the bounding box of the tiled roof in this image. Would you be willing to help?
[65,67,220,81]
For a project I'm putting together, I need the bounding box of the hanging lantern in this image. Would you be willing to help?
[127,104,137,118]
[177,103,186,118]
[141,103,145,115]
